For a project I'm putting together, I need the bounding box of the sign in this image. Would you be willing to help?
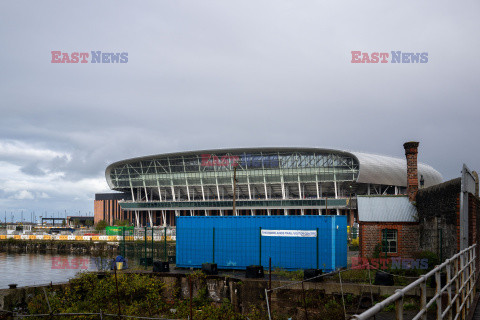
[201,153,279,168]
[201,154,239,167]
[261,230,317,238]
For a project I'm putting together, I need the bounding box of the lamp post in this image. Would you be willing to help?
[232,166,237,216]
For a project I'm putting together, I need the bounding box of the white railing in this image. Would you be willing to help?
[352,244,477,320]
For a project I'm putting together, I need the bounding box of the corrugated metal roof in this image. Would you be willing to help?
[351,151,442,188]
[357,196,417,222]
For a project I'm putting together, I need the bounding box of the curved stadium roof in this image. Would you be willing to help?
[105,147,443,190]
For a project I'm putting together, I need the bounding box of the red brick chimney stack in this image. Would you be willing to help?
[403,141,419,202]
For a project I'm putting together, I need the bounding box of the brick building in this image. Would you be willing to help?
[94,193,130,225]
[358,195,419,258]
[358,141,480,262]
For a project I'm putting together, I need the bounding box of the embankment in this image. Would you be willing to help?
[0,240,118,255]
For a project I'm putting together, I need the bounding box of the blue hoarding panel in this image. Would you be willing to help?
[176,215,347,272]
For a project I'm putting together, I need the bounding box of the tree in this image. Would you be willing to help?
[113,219,129,226]
[95,220,107,231]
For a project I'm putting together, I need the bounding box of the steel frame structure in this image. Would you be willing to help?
[104,148,443,226]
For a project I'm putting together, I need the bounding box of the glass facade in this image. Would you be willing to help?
[107,150,360,201]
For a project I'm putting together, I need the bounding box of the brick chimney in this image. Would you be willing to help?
[403,141,419,202]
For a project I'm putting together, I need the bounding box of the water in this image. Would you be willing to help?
[0,253,108,289]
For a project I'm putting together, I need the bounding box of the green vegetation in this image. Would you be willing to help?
[95,220,107,231]
[27,272,267,320]
[271,268,304,281]
[113,219,131,226]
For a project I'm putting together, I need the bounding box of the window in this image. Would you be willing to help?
[381,229,397,253]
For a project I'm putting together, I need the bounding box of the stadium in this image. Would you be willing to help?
[96,147,443,227]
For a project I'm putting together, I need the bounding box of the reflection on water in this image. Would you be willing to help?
[0,253,110,289]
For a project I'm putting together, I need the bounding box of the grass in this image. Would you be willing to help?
[271,268,304,281]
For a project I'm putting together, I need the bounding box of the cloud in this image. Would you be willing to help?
[0,0,478,219]
[11,190,35,200]
[0,140,69,162]
[20,163,46,176]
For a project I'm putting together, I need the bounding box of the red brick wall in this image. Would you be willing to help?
[403,141,419,202]
[360,222,419,258]
[93,199,125,225]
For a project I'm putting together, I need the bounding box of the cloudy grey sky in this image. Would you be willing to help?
[0,0,479,222]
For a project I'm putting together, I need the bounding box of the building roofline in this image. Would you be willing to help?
[105,147,443,189]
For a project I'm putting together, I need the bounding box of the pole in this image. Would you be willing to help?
[144,226,147,269]
[164,226,167,262]
[269,257,272,310]
[301,279,309,320]
[316,227,319,270]
[114,265,122,317]
[151,227,154,261]
[439,229,443,263]
[233,166,237,216]
[189,276,193,320]
[259,227,262,266]
[122,227,125,257]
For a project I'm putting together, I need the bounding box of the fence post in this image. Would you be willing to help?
[301,279,309,320]
[144,226,147,269]
[455,256,460,318]
[420,276,427,320]
[395,290,404,320]
[473,246,477,303]
[446,261,452,320]
[435,270,442,320]
[467,250,473,309]
[472,248,476,304]
[151,227,154,261]
[461,252,466,319]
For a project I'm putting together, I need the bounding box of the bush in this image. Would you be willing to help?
[113,220,130,226]
[27,272,267,319]
[28,273,168,316]
[413,251,440,271]
[95,220,108,231]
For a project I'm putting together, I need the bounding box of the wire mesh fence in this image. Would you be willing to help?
[119,227,176,268]
[264,262,451,320]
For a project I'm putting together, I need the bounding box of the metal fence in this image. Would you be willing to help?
[264,263,378,320]
[119,227,176,268]
[352,243,477,320]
